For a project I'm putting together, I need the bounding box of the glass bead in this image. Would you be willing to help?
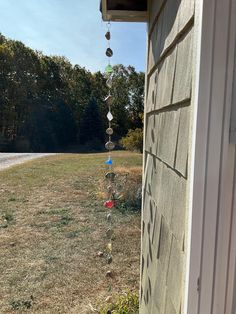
[106,229,113,238]
[106,270,113,278]
[106,76,112,89]
[105,141,115,150]
[104,200,115,209]
[105,64,113,74]
[105,31,111,40]
[106,48,113,57]
[105,158,113,165]
[107,255,113,264]
[107,111,113,121]
[107,243,112,252]
[105,172,116,180]
[106,128,113,135]
[105,95,113,106]
[106,228,114,238]
[107,213,112,222]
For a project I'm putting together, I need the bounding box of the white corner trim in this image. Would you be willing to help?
[184,0,205,312]
[185,0,236,313]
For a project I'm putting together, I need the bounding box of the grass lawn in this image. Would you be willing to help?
[0,151,142,313]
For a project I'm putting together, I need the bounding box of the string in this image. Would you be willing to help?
[103,20,115,303]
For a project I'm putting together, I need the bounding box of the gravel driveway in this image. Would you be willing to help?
[0,153,56,170]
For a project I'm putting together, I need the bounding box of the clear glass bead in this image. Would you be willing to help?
[105,141,115,150]
[107,213,112,222]
[107,111,113,121]
[107,254,113,264]
[106,76,112,89]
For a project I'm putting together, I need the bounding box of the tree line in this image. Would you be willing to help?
[0,33,144,152]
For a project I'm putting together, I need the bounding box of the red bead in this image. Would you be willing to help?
[104,200,115,209]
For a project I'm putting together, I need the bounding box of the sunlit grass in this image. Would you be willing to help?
[0,151,142,313]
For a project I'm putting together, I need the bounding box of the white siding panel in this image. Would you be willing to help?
[187,0,236,312]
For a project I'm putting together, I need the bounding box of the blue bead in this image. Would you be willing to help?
[105,158,113,165]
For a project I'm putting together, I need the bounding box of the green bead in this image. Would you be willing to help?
[105,64,113,74]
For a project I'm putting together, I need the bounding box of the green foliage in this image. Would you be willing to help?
[109,65,145,138]
[79,97,104,148]
[120,128,143,153]
[0,33,144,152]
[10,297,33,310]
[99,291,139,314]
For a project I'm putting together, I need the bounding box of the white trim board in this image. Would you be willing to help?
[186,0,236,313]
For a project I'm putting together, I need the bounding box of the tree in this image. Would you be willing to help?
[90,71,108,131]
[0,32,145,152]
[127,66,145,129]
[79,97,104,149]
[0,43,14,138]
[108,65,145,138]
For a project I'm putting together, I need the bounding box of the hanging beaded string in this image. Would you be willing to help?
[103,21,116,300]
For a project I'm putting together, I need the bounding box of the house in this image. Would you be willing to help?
[100,0,236,313]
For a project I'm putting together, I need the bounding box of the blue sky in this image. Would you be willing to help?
[0,0,147,73]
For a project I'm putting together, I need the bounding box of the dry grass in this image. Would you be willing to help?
[0,152,142,313]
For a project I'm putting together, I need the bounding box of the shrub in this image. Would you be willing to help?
[98,166,142,211]
[120,128,143,153]
[115,166,142,211]
[99,291,139,314]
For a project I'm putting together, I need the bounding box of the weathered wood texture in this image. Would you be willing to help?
[141,0,194,312]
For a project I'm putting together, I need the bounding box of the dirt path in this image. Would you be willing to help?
[0,153,56,170]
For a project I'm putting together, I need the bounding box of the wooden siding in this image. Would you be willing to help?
[140,0,195,312]
[141,0,236,312]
